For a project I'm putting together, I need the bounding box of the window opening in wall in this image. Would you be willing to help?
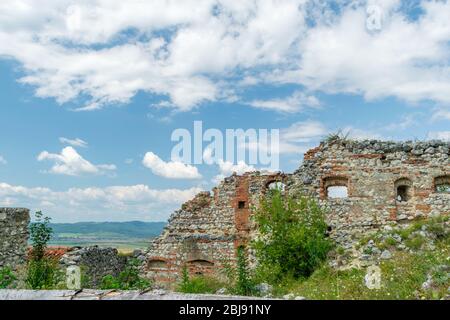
[327,186,348,198]
[435,175,450,193]
[397,185,409,202]
[323,176,349,199]
[395,178,412,202]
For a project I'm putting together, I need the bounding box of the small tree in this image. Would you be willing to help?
[253,190,332,282]
[27,211,59,289]
[29,211,52,260]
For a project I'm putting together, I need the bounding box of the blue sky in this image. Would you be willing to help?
[0,0,449,222]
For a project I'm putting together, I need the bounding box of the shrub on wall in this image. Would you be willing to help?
[253,190,332,283]
[100,258,151,290]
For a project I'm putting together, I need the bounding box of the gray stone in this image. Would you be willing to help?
[380,250,392,260]
[255,283,272,295]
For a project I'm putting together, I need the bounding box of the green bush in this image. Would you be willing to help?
[26,211,61,289]
[26,258,61,289]
[253,190,332,282]
[100,259,151,290]
[0,267,17,289]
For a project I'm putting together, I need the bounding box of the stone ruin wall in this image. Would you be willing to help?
[143,139,449,285]
[142,172,288,285]
[0,208,30,269]
[60,246,128,288]
[292,139,450,248]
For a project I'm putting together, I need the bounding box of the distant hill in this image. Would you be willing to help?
[49,221,166,239]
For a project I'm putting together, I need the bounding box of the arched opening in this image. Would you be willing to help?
[395,178,412,202]
[434,175,450,193]
[323,177,349,199]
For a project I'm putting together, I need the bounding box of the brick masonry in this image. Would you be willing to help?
[143,138,449,286]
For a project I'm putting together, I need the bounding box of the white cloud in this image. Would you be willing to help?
[0,0,307,111]
[0,155,6,165]
[287,1,450,105]
[59,137,88,148]
[142,152,201,179]
[37,146,116,176]
[212,159,256,184]
[427,131,450,141]
[278,121,328,154]
[0,1,448,113]
[0,181,202,222]
[247,91,320,113]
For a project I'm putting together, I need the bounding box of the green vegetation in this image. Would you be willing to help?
[0,267,17,289]
[269,216,449,299]
[276,240,449,300]
[26,211,62,289]
[253,190,332,283]
[100,259,151,290]
[177,265,224,294]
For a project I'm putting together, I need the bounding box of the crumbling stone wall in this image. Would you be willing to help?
[0,208,30,269]
[143,173,286,285]
[291,139,450,247]
[60,246,127,288]
[144,139,449,285]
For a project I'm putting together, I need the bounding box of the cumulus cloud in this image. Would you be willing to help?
[286,0,450,105]
[212,159,256,184]
[142,152,201,179]
[247,91,320,113]
[0,155,6,165]
[0,1,448,115]
[37,146,116,176]
[59,137,88,148]
[0,181,202,222]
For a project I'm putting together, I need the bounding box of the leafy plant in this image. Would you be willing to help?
[0,267,17,289]
[29,211,52,261]
[253,190,332,282]
[234,246,256,296]
[26,211,60,289]
[100,258,151,290]
[26,259,61,289]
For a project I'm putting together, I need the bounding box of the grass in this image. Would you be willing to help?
[177,275,225,294]
[273,240,448,300]
[271,216,450,300]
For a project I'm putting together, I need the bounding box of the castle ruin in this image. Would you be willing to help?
[143,138,450,285]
